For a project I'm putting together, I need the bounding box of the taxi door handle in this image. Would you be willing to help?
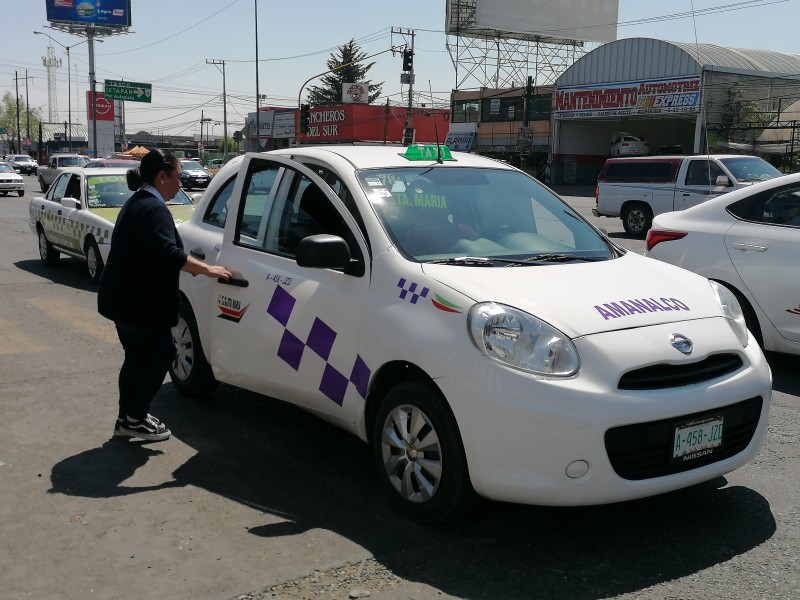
[732,243,766,252]
[190,248,205,260]
[219,275,249,287]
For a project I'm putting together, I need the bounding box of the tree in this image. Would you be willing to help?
[0,92,43,154]
[306,39,383,106]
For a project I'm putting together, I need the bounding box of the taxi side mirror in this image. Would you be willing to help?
[60,197,81,210]
[296,234,351,270]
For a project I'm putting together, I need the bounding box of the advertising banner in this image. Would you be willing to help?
[555,75,702,119]
[46,0,131,27]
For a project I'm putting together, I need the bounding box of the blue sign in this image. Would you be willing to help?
[46,0,131,27]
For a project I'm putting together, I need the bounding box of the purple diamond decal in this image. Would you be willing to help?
[320,364,348,406]
[349,355,370,399]
[277,329,304,371]
[306,318,336,360]
[267,286,296,326]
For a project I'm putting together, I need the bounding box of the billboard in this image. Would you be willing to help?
[447,0,618,44]
[46,0,131,27]
[555,76,702,119]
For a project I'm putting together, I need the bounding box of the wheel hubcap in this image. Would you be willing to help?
[171,317,194,381]
[381,404,442,503]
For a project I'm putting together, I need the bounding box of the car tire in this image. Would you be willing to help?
[18,190,24,197]
[85,238,104,283]
[621,202,652,238]
[372,380,477,523]
[38,229,60,265]
[38,176,48,193]
[169,302,219,397]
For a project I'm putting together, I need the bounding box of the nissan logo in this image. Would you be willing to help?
[669,333,693,355]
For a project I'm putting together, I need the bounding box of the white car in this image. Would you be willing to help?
[0,162,25,196]
[610,132,649,157]
[646,172,800,356]
[171,144,772,522]
[29,167,196,282]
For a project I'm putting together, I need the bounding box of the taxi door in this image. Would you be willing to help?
[42,172,84,252]
[207,154,372,423]
[677,159,729,211]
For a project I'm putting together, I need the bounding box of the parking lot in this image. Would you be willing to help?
[1,174,798,600]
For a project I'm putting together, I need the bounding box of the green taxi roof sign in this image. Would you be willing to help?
[401,144,454,161]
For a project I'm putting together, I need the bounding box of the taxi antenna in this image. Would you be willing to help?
[429,80,443,164]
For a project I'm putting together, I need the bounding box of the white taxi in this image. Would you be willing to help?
[30,167,196,282]
[171,144,772,522]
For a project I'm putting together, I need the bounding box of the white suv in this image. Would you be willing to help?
[171,144,771,522]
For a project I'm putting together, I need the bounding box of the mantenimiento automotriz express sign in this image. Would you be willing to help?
[555,75,701,119]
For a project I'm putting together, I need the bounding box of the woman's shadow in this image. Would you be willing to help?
[49,438,184,498]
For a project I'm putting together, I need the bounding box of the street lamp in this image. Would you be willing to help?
[33,30,90,153]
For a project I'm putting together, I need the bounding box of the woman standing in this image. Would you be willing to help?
[98,149,231,441]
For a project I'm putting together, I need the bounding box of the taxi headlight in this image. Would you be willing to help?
[468,302,579,376]
[709,280,749,347]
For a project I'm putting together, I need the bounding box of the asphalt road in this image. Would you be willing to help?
[1,175,797,600]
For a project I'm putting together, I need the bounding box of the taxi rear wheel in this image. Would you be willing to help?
[38,229,60,265]
[373,381,477,523]
[85,239,104,283]
[170,302,218,397]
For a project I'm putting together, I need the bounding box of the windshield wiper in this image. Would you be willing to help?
[426,256,495,266]
[504,253,608,265]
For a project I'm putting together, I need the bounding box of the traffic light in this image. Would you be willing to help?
[402,49,414,72]
[299,104,311,134]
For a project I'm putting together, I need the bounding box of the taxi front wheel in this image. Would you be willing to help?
[373,381,477,523]
[170,303,219,397]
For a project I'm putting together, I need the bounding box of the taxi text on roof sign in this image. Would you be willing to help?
[401,144,454,161]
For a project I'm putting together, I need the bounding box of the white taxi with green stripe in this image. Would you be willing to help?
[29,167,195,282]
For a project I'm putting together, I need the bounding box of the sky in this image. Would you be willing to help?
[2,0,798,140]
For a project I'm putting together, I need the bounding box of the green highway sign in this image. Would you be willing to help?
[104,79,152,103]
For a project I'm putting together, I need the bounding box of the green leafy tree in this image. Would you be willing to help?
[306,39,383,106]
[0,92,43,153]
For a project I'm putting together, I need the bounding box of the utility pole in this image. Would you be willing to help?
[254,0,260,151]
[15,72,21,152]
[25,70,31,142]
[207,59,228,158]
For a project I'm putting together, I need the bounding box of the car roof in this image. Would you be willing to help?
[267,144,512,170]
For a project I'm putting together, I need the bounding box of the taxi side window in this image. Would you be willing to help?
[267,175,350,256]
[203,176,235,229]
[64,175,81,201]
[235,165,280,248]
[304,164,369,245]
[51,173,71,202]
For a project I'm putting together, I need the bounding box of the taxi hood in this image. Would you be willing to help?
[421,252,724,338]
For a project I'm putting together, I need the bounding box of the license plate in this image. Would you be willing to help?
[672,416,723,462]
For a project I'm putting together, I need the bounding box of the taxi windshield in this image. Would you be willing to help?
[356,166,614,263]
